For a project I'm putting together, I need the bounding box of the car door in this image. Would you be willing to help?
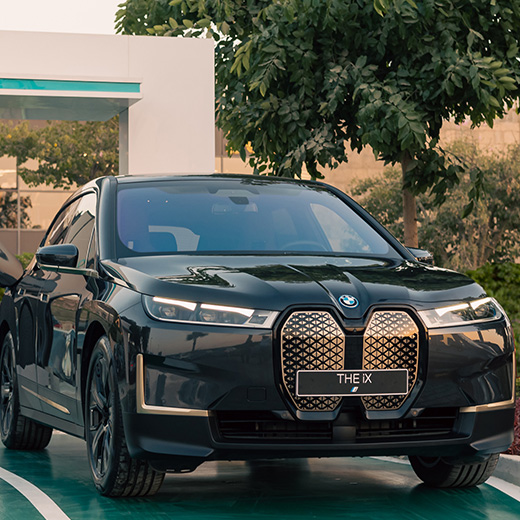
[13,258,50,413]
[35,192,97,425]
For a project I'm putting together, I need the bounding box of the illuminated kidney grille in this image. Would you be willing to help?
[362,311,419,411]
[280,311,345,412]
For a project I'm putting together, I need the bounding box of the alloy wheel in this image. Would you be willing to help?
[87,354,114,480]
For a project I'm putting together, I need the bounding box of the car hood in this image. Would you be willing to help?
[102,255,485,320]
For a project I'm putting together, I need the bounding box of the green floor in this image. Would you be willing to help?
[0,433,519,520]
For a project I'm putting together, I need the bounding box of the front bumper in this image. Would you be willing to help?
[123,404,514,472]
[119,308,515,471]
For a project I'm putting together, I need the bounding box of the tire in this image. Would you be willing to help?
[409,454,499,488]
[85,336,165,497]
[0,331,53,450]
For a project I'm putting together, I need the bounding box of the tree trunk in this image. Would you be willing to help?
[401,154,418,248]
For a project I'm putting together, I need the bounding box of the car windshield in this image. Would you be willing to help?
[116,178,399,257]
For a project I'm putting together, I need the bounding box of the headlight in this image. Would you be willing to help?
[143,295,278,328]
[418,297,503,328]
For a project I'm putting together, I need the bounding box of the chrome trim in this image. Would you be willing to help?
[460,397,515,413]
[39,263,99,278]
[135,354,209,417]
[21,386,71,415]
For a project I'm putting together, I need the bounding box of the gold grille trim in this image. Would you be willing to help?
[280,311,345,411]
[362,310,419,411]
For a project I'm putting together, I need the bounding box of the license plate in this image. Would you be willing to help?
[296,369,408,397]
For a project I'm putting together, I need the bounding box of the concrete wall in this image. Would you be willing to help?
[0,31,215,175]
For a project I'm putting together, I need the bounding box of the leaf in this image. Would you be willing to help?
[507,45,519,59]
[373,0,386,17]
[461,200,474,219]
[182,19,194,28]
[488,95,501,108]
[169,17,178,30]
[197,18,211,29]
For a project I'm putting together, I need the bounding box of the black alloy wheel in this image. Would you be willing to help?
[85,336,164,497]
[0,332,15,440]
[1,331,52,450]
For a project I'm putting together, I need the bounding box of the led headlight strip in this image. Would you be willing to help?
[418,297,503,328]
[143,295,278,328]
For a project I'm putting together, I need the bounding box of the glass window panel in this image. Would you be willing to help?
[0,191,19,229]
[19,191,73,230]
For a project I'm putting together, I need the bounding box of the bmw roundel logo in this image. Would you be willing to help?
[338,294,359,308]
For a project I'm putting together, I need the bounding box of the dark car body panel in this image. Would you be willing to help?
[0,174,514,475]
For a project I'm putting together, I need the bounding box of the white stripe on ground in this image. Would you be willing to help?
[370,456,409,465]
[486,477,520,502]
[371,456,520,503]
[0,466,70,520]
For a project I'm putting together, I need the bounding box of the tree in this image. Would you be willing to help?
[116,0,520,246]
[0,118,119,189]
[350,141,520,272]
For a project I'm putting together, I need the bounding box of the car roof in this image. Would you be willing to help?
[112,173,327,187]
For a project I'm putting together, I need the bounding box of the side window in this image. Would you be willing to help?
[63,193,97,269]
[44,199,81,247]
[86,229,97,270]
[43,193,97,268]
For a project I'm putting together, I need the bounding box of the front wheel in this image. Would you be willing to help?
[85,336,164,497]
[409,454,499,488]
[1,330,52,450]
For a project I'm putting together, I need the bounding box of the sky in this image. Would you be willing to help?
[0,0,122,34]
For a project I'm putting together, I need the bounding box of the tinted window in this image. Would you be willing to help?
[116,179,397,257]
[45,199,81,247]
[45,193,96,268]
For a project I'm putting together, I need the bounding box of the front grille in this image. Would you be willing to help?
[214,409,457,443]
[216,411,333,442]
[280,311,345,412]
[362,311,419,411]
[356,408,458,440]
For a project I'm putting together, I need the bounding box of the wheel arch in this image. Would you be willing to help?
[0,295,17,349]
[80,320,107,417]
[0,320,10,346]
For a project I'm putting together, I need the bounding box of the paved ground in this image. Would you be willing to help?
[0,433,519,520]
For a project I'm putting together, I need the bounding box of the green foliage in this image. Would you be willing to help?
[350,141,520,272]
[117,0,520,203]
[467,263,520,388]
[0,119,119,189]
[16,253,34,270]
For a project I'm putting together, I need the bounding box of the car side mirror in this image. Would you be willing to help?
[36,244,79,269]
[408,247,434,265]
[0,241,23,287]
